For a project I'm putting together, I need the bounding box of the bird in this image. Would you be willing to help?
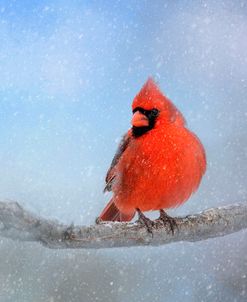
[97,78,206,231]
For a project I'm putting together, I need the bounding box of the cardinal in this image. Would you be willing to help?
[97,78,206,231]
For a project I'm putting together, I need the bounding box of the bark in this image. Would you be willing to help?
[0,201,246,249]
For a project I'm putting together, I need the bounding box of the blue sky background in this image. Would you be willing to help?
[0,1,247,301]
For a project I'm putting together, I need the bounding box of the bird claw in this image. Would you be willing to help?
[136,208,155,236]
[157,210,178,234]
[63,224,76,240]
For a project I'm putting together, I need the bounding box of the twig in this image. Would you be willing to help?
[0,201,246,249]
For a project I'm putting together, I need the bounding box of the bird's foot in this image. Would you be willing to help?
[63,223,76,240]
[157,210,178,234]
[136,208,154,236]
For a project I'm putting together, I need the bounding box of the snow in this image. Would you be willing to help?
[0,0,247,301]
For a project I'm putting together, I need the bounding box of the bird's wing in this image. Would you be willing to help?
[104,130,132,192]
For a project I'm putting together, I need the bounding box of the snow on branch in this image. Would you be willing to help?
[0,201,246,249]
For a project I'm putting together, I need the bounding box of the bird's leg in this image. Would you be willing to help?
[136,208,154,235]
[63,223,76,240]
[158,209,178,234]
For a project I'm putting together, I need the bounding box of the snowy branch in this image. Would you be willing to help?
[0,201,246,249]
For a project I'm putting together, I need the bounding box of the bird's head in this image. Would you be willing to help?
[131,78,185,137]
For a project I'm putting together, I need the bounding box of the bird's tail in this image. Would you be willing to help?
[99,198,135,222]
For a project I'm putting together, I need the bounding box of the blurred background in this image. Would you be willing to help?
[0,0,247,301]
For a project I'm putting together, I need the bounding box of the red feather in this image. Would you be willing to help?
[99,78,206,221]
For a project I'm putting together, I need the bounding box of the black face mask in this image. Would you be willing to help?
[132,108,159,137]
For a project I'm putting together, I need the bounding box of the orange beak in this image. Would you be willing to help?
[131,111,149,127]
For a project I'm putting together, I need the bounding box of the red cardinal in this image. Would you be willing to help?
[98,78,206,228]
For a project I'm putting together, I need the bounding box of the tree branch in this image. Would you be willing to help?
[0,201,246,249]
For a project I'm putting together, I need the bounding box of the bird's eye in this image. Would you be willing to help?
[151,109,159,117]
